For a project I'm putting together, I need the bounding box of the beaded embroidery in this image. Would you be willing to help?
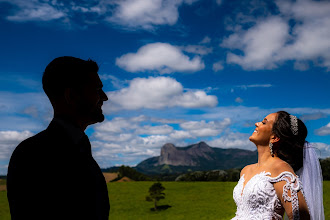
[232,171,303,220]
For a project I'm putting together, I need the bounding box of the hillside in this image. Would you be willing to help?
[136,142,257,174]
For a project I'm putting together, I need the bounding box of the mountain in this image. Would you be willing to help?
[136,142,258,174]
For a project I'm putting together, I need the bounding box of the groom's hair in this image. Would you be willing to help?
[42,56,99,101]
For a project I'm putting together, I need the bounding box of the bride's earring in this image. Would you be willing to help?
[269,142,274,157]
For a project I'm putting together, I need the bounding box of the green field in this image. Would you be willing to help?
[1,181,329,219]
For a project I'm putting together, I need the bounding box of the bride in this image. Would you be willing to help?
[232,111,324,220]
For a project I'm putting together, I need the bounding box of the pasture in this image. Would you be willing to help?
[0,181,329,219]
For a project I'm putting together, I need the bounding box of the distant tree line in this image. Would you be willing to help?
[104,157,330,182]
[175,169,241,182]
[174,158,330,182]
[111,165,152,181]
[320,157,330,180]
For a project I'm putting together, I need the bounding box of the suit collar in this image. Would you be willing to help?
[49,117,85,145]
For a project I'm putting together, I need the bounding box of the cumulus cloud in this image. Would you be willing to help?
[0,92,51,131]
[2,0,198,30]
[116,43,205,74]
[0,130,34,160]
[94,117,139,134]
[300,112,327,121]
[182,45,213,55]
[180,118,231,137]
[200,36,211,44]
[201,106,330,124]
[99,74,128,89]
[221,0,330,71]
[0,92,50,114]
[310,142,330,158]
[222,16,289,70]
[104,76,218,111]
[106,0,199,30]
[315,123,330,136]
[212,61,224,72]
[91,116,232,167]
[136,125,174,135]
[3,0,66,22]
[207,132,255,150]
[90,106,330,168]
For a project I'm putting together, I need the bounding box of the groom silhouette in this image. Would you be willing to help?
[7,56,110,220]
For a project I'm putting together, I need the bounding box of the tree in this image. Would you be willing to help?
[146,182,165,211]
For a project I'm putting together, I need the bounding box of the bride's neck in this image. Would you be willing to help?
[256,144,273,167]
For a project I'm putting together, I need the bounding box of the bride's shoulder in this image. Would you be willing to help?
[240,163,256,177]
[270,158,295,177]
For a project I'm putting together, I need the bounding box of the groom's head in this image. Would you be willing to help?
[43,56,108,129]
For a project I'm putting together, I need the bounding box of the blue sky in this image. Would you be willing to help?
[1,0,330,174]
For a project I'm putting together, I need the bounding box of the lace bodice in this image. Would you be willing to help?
[232,171,303,220]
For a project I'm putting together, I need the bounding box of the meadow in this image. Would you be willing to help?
[0,181,329,219]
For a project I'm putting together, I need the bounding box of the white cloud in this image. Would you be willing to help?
[201,106,330,123]
[99,74,128,89]
[222,16,289,70]
[315,123,330,136]
[0,130,34,160]
[94,133,134,142]
[0,92,50,114]
[207,132,255,150]
[2,0,199,30]
[222,0,330,71]
[200,36,211,44]
[212,61,224,72]
[300,113,327,121]
[4,0,66,22]
[236,84,272,90]
[277,0,330,70]
[94,117,139,134]
[104,76,218,111]
[88,106,330,168]
[182,45,213,55]
[0,92,52,132]
[169,130,192,140]
[310,142,330,158]
[106,0,198,30]
[116,43,205,74]
[180,118,231,137]
[136,125,173,135]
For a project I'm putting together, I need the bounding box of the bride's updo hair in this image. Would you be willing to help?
[272,111,307,171]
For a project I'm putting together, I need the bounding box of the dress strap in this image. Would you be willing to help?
[269,171,303,220]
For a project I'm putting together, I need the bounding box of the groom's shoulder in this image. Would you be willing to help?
[11,129,49,157]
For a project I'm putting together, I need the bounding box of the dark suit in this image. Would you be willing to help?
[7,119,110,220]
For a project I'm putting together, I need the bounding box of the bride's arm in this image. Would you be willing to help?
[273,173,310,220]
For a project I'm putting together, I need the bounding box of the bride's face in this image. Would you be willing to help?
[249,113,277,146]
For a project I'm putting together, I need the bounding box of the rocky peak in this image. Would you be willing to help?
[157,142,214,166]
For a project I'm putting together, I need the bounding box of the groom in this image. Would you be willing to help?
[7,56,110,220]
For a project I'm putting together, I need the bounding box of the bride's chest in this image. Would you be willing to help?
[233,172,280,206]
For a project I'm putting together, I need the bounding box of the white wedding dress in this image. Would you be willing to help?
[232,171,304,220]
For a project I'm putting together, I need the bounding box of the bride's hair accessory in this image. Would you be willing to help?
[289,115,298,135]
[269,142,274,157]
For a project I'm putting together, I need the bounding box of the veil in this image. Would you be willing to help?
[296,142,324,220]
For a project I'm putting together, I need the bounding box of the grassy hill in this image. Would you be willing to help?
[1,181,330,219]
